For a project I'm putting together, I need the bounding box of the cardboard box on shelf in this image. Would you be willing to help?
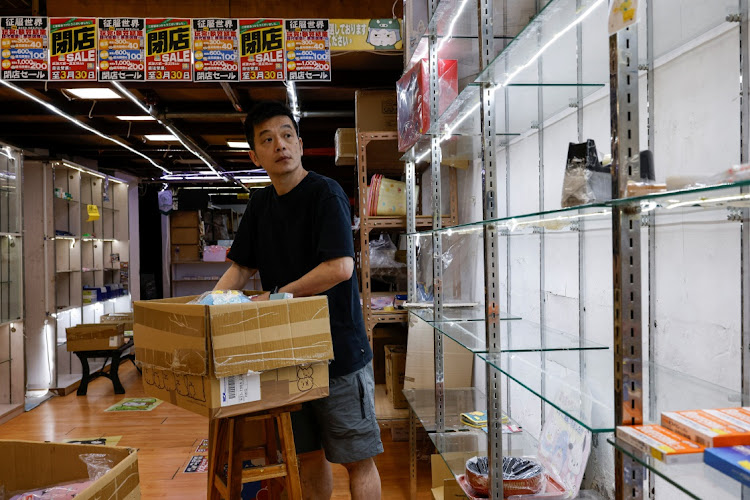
[431,454,465,500]
[171,227,201,245]
[373,324,405,384]
[0,440,140,499]
[133,294,334,419]
[66,323,125,352]
[335,128,356,166]
[100,313,134,332]
[172,244,200,262]
[171,210,201,228]
[385,344,407,409]
[355,90,398,132]
[662,408,750,448]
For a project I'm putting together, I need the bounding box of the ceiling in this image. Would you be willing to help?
[0,50,403,187]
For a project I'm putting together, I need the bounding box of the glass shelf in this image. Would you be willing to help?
[54,197,78,204]
[410,311,607,353]
[409,305,517,322]
[408,204,611,236]
[476,0,608,86]
[430,429,539,481]
[405,387,488,432]
[608,437,743,500]
[479,351,614,433]
[610,177,750,213]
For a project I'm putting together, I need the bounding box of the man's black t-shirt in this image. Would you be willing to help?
[227,171,373,378]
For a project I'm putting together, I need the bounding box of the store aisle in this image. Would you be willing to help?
[0,362,433,499]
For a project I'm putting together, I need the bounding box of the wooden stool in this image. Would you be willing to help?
[208,404,303,500]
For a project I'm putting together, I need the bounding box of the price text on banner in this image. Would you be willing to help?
[239,19,284,82]
[192,18,238,82]
[98,18,145,81]
[49,18,96,81]
[285,19,330,82]
[1,16,49,81]
[145,18,191,82]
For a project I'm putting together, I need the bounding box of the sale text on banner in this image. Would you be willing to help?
[239,19,284,82]
[145,18,191,81]
[49,18,97,81]
[1,16,49,81]
[98,18,145,81]
[193,19,238,81]
[285,19,330,82]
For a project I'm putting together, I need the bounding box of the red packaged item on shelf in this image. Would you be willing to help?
[396,59,458,152]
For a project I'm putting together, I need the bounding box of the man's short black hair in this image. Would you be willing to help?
[243,101,299,150]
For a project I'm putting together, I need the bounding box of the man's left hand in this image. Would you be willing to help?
[251,291,271,301]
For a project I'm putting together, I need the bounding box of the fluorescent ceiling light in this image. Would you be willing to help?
[145,134,180,142]
[237,176,271,184]
[116,115,155,121]
[65,88,122,100]
[227,141,250,149]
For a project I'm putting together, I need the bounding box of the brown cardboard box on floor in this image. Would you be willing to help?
[133,294,334,419]
[0,440,140,499]
[355,90,398,131]
[66,323,125,352]
[385,344,407,409]
[372,324,405,384]
[431,454,468,500]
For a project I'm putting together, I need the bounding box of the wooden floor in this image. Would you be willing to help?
[0,362,434,499]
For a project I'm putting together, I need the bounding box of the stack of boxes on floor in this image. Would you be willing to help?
[170,210,203,262]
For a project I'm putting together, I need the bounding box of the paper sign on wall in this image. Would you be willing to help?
[239,19,285,82]
[220,372,261,407]
[1,16,49,81]
[49,18,96,81]
[608,0,639,35]
[98,18,145,81]
[285,19,330,82]
[330,19,402,51]
[86,204,100,221]
[145,18,191,81]
[192,18,238,82]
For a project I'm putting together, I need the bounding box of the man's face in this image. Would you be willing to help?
[248,115,303,176]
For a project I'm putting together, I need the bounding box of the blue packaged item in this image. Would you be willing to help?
[704,446,750,487]
[190,290,253,305]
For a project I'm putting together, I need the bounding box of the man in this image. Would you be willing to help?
[214,101,383,499]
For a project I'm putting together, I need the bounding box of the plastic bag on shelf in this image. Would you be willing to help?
[370,234,404,270]
[188,290,253,305]
[561,140,611,208]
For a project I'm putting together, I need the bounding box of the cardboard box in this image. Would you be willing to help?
[404,313,474,391]
[101,313,134,332]
[66,323,125,352]
[172,244,200,262]
[355,90,398,132]
[373,325,405,384]
[615,425,704,464]
[133,294,334,419]
[0,440,140,499]
[396,59,459,151]
[335,128,356,166]
[431,454,465,500]
[171,210,200,228]
[171,227,201,245]
[385,344,407,409]
[662,408,750,448]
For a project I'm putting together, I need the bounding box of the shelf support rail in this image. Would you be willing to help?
[610,24,645,500]
[478,0,503,497]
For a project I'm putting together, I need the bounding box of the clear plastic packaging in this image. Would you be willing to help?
[8,480,93,499]
[79,453,114,481]
[561,140,611,208]
[188,290,253,305]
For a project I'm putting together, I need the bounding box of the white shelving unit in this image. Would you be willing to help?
[0,143,24,424]
[24,160,131,395]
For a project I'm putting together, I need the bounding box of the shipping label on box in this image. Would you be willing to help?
[220,372,261,407]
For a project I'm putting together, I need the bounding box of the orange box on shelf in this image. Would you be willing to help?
[661,408,750,448]
[616,425,704,464]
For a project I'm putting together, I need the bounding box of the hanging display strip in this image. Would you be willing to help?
[0,16,48,81]
[98,18,145,81]
[192,18,238,81]
[49,17,97,81]
[239,19,285,82]
[1,16,343,83]
[285,19,331,82]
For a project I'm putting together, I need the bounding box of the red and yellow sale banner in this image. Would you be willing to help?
[1,16,49,81]
[285,19,330,82]
[98,18,145,81]
[238,19,284,82]
[192,18,238,81]
[145,18,191,82]
[49,18,97,81]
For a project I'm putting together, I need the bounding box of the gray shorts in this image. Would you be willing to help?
[291,364,384,464]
